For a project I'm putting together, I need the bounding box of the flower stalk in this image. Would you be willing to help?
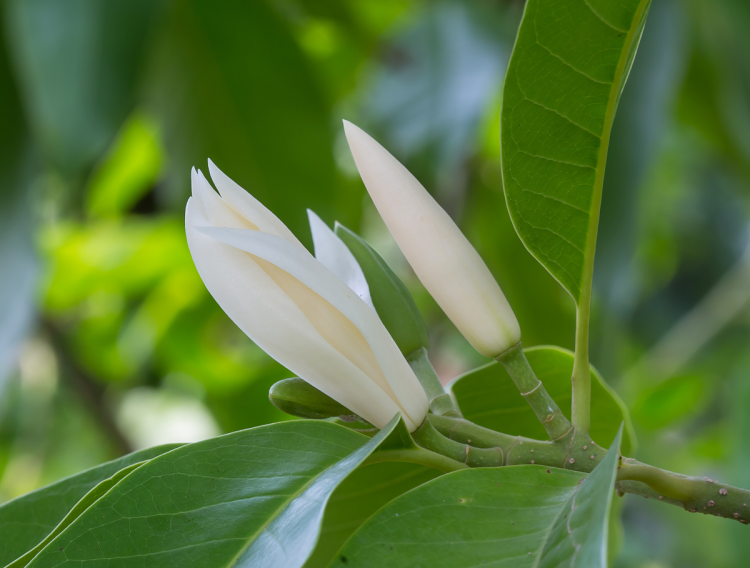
[496,343,572,440]
[407,347,461,418]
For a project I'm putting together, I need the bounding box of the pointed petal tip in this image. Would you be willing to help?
[207,158,220,180]
[342,119,363,141]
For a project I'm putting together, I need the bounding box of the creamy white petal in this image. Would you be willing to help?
[307,209,374,309]
[186,199,407,429]
[208,159,304,248]
[196,225,428,428]
[190,168,207,218]
[343,120,521,357]
[195,169,256,231]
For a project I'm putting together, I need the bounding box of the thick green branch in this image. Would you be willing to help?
[414,415,750,524]
[496,343,572,440]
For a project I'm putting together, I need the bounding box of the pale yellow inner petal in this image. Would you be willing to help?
[253,257,403,411]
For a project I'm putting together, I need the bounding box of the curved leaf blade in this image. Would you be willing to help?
[334,466,585,567]
[6,462,145,568]
[538,427,623,567]
[501,0,651,301]
[304,463,441,568]
[0,444,180,567]
[26,418,401,568]
[333,430,623,567]
[448,346,635,454]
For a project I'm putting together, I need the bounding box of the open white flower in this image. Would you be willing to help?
[343,120,521,358]
[185,160,428,431]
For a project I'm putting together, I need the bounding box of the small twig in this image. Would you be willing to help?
[42,319,134,456]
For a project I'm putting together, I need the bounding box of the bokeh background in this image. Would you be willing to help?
[0,0,749,565]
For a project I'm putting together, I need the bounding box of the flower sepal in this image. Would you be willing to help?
[269,377,364,422]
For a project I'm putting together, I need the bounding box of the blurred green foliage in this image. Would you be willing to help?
[1,0,750,565]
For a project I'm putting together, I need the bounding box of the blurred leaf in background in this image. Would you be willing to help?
[4,0,167,177]
[2,0,750,565]
[0,9,37,393]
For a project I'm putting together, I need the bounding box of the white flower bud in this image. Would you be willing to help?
[185,160,428,431]
[343,121,520,358]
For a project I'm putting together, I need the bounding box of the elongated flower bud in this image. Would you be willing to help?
[343,121,520,358]
[185,160,428,431]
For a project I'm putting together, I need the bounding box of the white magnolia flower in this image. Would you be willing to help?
[185,160,428,431]
[343,121,521,358]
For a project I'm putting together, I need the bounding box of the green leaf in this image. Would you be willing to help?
[304,463,440,568]
[334,224,429,357]
[448,346,636,454]
[305,418,446,568]
[149,0,349,240]
[0,444,179,568]
[4,0,166,173]
[536,427,623,567]
[500,0,651,303]
[333,429,623,567]
[25,418,402,568]
[6,462,144,568]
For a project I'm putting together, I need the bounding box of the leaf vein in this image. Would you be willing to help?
[583,0,629,33]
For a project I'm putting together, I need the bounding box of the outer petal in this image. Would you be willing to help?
[307,209,374,309]
[185,199,403,429]
[190,168,207,217]
[208,159,304,248]
[196,225,429,429]
[195,170,255,230]
[343,120,521,358]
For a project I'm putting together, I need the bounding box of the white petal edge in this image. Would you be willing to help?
[307,209,374,310]
[190,168,207,218]
[208,159,304,248]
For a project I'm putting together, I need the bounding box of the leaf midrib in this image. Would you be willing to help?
[222,429,377,567]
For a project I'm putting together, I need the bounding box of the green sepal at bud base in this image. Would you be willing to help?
[269,377,356,420]
[335,223,430,357]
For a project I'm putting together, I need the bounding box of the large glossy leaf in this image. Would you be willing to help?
[537,428,623,567]
[148,0,350,240]
[500,0,651,302]
[304,462,441,568]
[448,346,635,454]
[0,444,179,567]
[3,0,166,174]
[24,418,401,568]
[333,430,622,567]
[6,462,144,568]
